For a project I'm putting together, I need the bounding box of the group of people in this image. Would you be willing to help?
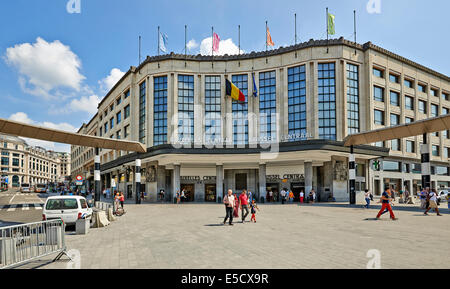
[223,189,260,226]
[419,187,443,216]
[266,189,320,204]
[113,191,125,211]
[174,189,187,204]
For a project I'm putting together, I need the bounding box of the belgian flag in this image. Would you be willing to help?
[225,79,246,102]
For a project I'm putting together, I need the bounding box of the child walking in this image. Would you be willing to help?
[250,200,260,223]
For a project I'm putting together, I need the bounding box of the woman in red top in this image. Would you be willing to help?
[119,192,125,209]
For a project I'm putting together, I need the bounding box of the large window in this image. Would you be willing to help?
[139,81,146,144]
[347,64,359,134]
[431,104,439,117]
[432,145,440,157]
[259,71,277,142]
[116,112,121,125]
[154,76,168,145]
[374,110,384,125]
[390,91,400,106]
[318,63,336,140]
[389,74,399,83]
[288,65,307,140]
[1,157,9,166]
[404,78,414,88]
[406,140,415,153]
[405,96,414,110]
[418,100,427,114]
[232,74,248,145]
[205,76,222,144]
[373,67,384,78]
[374,86,384,102]
[390,113,400,126]
[124,105,130,119]
[178,75,194,144]
[391,139,401,151]
[383,161,401,172]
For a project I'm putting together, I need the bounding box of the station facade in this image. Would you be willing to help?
[74,38,450,202]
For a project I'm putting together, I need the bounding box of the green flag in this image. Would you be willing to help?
[328,12,335,35]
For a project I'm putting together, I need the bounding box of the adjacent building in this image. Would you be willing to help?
[0,134,71,188]
[73,37,449,202]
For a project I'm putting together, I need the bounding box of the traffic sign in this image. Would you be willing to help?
[76,175,83,181]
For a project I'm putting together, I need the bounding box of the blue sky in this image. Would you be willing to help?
[0,0,449,152]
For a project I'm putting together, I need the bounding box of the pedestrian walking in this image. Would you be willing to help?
[300,190,304,204]
[364,189,371,209]
[181,189,186,203]
[280,189,287,204]
[289,190,294,203]
[250,199,260,223]
[424,189,442,216]
[233,193,239,218]
[223,190,235,226]
[269,190,273,203]
[239,190,249,223]
[176,190,181,204]
[419,188,427,209]
[376,188,397,220]
[103,188,106,199]
[248,190,253,203]
[119,192,125,209]
[309,189,316,204]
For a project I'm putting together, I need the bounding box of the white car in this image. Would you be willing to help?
[43,196,92,226]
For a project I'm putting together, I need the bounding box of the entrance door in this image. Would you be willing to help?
[181,184,195,202]
[291,183,305,202]
[205,184,216,202]
[266,183,279,202]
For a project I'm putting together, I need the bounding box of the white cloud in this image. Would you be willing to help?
[99,68,125,93]
[200,37,244,56]
[8,112,76,152]
[5,37,85,99]
[186,39,199,51]
[69,94,101,115]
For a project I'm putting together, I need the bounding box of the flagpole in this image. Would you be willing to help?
[265,21,268,64]
[326,7,329,54]
[295,13,298,58]
[211,26,214,68]
[185,25,187,67]
[354,10,357,55]
[238,25,241,67]
[139,36,141,66]
[158,26,160,56]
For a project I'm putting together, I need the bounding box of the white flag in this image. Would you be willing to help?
[159,32,168,53]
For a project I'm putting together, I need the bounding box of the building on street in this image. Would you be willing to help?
[72,37,450,202]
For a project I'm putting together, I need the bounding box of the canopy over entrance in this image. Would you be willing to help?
[343,114,450,147]
[0,117,146,153]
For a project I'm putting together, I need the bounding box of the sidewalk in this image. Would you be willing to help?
[17,201,449,269]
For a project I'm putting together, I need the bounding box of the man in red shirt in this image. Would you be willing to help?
[239,190,249,223]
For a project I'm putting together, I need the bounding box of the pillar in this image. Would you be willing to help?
[349,146,356,205]
[421,133,431,190]
[305,162,313,196]
[259,163,266,202]
[94,148,101,202]
[216,165,224,203]
[135,159,141,204]
[172,164,181,199]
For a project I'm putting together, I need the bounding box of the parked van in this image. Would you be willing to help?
[20,183,31,193]
[42,196,92,226]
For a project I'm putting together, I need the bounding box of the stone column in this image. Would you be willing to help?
[135,159,141,204]
[305,162,313,196]
[216,164,224,203]
[349,146,356,205]
[94,148,101,202]
[259,163,266,202]
[421,133,431,190]
[156,165,167,201]
[172,164,181,199]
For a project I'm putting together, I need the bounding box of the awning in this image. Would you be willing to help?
[0,118,146,153]
[344,114,450,147]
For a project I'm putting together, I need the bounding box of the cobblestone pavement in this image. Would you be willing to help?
[26,202,449,269]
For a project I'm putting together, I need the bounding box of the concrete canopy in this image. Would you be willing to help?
[344,114,450,147]
[0,118,146,153]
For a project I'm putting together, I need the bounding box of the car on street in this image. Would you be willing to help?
[35,184,47,193]
[42,196,93,226]
[20,183,31,193]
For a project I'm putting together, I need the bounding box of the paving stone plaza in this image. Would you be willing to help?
[25,202,450,269]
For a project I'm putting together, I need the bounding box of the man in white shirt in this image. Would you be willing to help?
[223,190,235,225]
[424,190,442,216]
[280,189,287,204]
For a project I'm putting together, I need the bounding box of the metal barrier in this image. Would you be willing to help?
[95,201,112,211]
[0,219,70,269]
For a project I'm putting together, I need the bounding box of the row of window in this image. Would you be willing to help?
[378,160,450,176]
[375,137,450,157]
[101,89,130,122]
[373,67,449,100]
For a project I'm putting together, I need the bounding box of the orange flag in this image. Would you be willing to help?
[266,26,275,47]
